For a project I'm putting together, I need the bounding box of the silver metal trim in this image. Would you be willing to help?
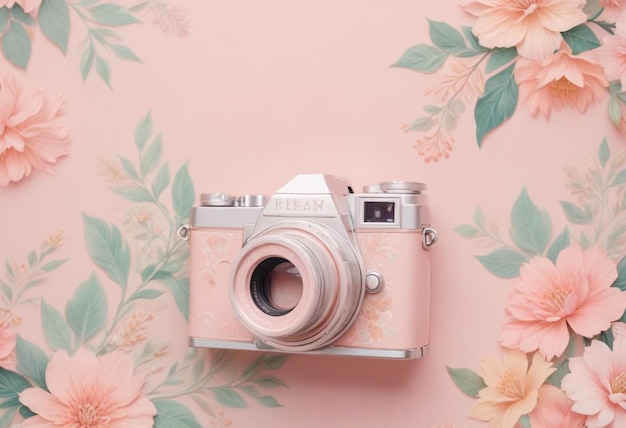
[189,337,428,359]
[422,226,438,249]
[177,224,190,241]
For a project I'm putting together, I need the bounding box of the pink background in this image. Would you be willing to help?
[1,1,624,427]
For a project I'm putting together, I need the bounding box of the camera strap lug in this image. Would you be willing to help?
[177,224,191,241]
[421,226,438,250]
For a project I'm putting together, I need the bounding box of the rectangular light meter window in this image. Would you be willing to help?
[363,201,395,223]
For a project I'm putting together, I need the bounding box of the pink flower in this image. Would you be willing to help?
[562,340,626,427]
[462,0,587,62]
[598,11,626,90]
[500,244,626,360]
[0,0,42,15]
[0,326,16,371]
[470,349,555,428]
[529,384,586,428]
[514,42,608,119]
[19,348,156,427]
[0,75,70,186]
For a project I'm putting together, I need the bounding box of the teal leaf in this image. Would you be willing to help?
[0,281,12,301]
[485,47,518,73]
[135,111,152,151]
[129,288,165,302]
[519,415,531,428]
[38,0,70,53]
[613,257,626,291]
[19,405,34,418]
[172,163,195,221]
[546,228,570,264]
[454,224,478,238]
[408,117,436,131]
[257,395,281,407]
[16,336,48,390]
[95,56,111,87]
[391,44,447,73]
[428,20,472,56]
[110,44,141,62]
[475,63,518,146]
[41,300,72,353]
[82,213,130,288]
[41,259,67,272]
[260,354,288,370]
[0,408,18,427]
[0,368,31,399]
[560,201,592,225]
[601,327,615,350]
[461,26,484,52]
[89,4,140,26]
[9,5,35,26]
[611,169,626,187]
[474,206,485,227]
[562,24,601,55]
[446,367,486,397]
[153,399,202,428]
[65,273,107,346]
[609,95,623,128]
[80,44,95,81]
[599,137,610,167]
[510,188,552,255]
[155,273,189,320]
[213,387,248,408]
[476,247,529,278]
[111,185,153,203]
[254,375,287,389]
[546,358,570,387]
[151,164,170,199]
[0,8,9,31]
[27,250,36,267]
[119,156,139,180]
[141,133,163,177]
[2,21,31,69]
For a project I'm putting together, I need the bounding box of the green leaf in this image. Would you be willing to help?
[111,185,153,203]
[546,228,570,264]
[2,21,31,69]
[257,395,281,407]
[155,274,189,320]
[110,44,141,62]
[408,117,436,131]
[41,300,72,353]
[612,169,626,187]
[27,250,36,267]
[446,367,486,397]
[475,63,518,146]
[0,407,18,428]
[41,259,67,272]
[476,248,529,278]
[15,336,48,390]
[9,5,35,26]
[560,201,592,225]
[391,44,447,73]
[601,327,615,350]
[428,20,472,56]
[562,24,601,55]
[153,399,202,428]
[141,133,163,177]
[0,8,9,31]
[613,257,626,291]
[80,44,95,81]
[119,156,139,180]
[151,164,170,199]
[519,414,531,428]
[89,4,140,26]
[254,375,287,389]
[172,163,195,220]
[95,56,111,87]
[135,111,152,151]
[213,387,247,408]
[461,26,484,52]
[129,288,165,302]
[82,213,130,288]
[473,206,486,227]
[510,188,551,256]
[65,273,107,346]
[38,0,70,53]
[260,354,288,370]
[454,224,478,238]
[0,368,31,399]
[609,95,623,128]
[546,358,570,388]
[599,137,610,167]
[485,47,517,73]
[0,281,12,301]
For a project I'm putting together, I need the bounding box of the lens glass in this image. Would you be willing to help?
[250,257,303,316]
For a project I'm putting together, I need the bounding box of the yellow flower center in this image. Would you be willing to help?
[549,77,579,102]
[542,282,573,320]
[612,372,626,394]
[497,370,525,399]
[75,400,112,427]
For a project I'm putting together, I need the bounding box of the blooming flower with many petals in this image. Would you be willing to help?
[562,340,626,428]
[529,384,586,428]
[470,348,555,428]
[462,0,587,62]
[500,244,626,360]
[515,42,608,119]
[0,75,70,186]
[598,10,626,90]
[19,348,156,427]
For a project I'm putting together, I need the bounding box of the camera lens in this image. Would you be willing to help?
[250,257,303,316]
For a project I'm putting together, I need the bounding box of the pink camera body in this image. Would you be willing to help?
[184,175,436,359]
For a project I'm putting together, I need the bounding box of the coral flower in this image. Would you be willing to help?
[413,129,454,163]
[529,384,586,428]
[0,326,16,371]
[562,340,626,427]
[514,42,608,119]
[462,0,587,62]
[19,348,156,427]
[0,75,70,186]
[598,10,626,90]
[470,348,555,428]
[500,244,626,360]
[0,0,42,15]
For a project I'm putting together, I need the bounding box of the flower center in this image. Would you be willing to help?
[548,77,579,102]
[524,2,538,15]
[74,400,112,427]
[496,370,525,399]
[542,282,573,320]
[612,372,626,394]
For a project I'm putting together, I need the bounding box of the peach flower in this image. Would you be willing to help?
[562,340,626,427]
[0,75,70,186]
[0,326,16,371]
[0,0,42,14]
[462,0,587,62]
[598,10,626,90]
[470,349,555,428]
[529,384,586,428]
[413,129,454,163]
[514,42,608,119]
[500,244,626,360]
[19,348,156,427]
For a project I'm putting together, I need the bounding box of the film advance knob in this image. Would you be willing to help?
[365,271,384,293]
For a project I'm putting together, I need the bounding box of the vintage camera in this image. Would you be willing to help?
[181,174,437,359]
